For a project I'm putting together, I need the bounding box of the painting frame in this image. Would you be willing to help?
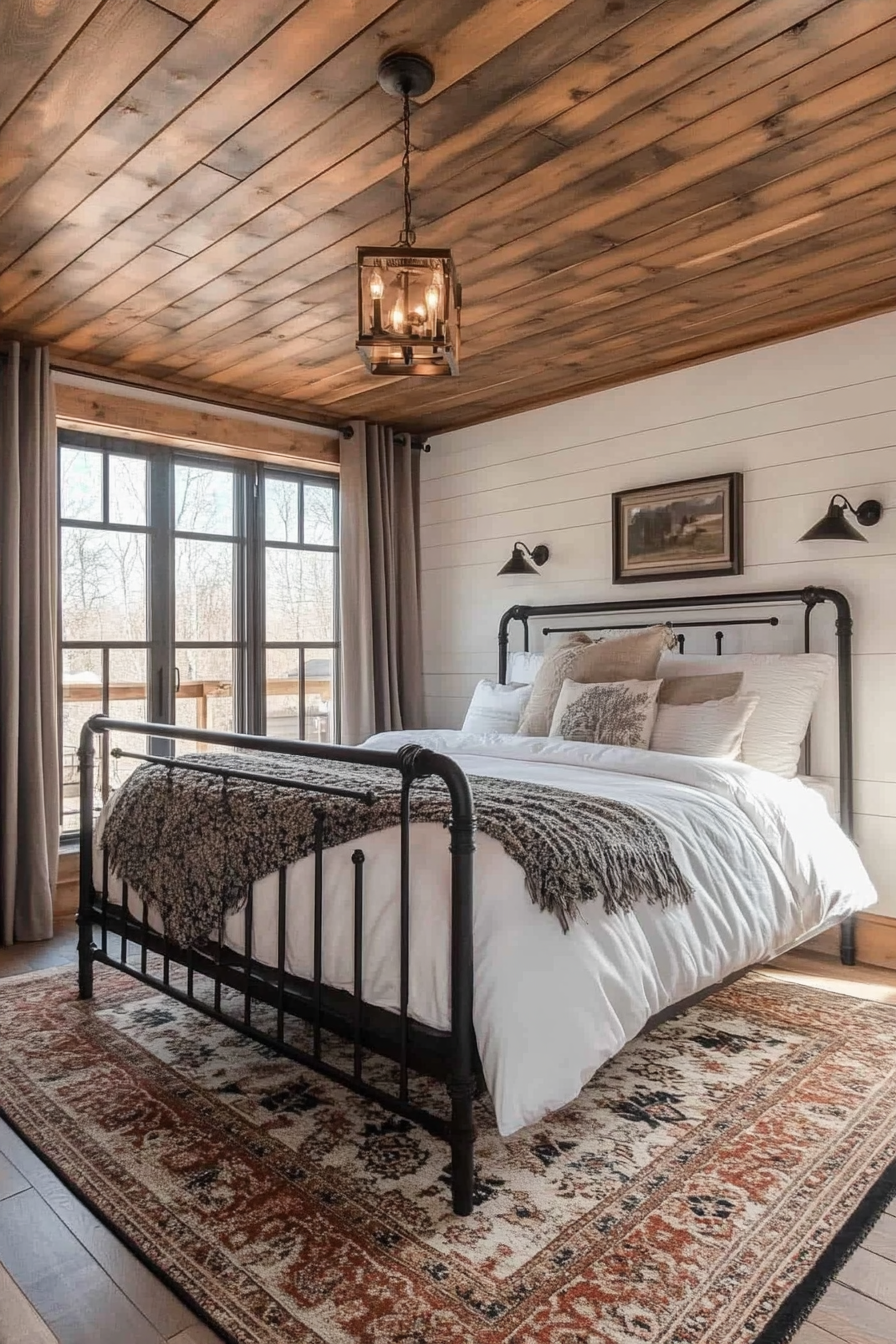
[612,472,743,584]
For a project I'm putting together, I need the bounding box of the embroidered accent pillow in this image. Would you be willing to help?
[549,678,662,747]
[658,672,744,705]
[518,625,674,737]
[650,694,760,759]
[462,680,532,735]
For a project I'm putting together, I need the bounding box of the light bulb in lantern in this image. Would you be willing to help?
[425,270,443,338]
[390,299,405,333]
[368,269,384,332]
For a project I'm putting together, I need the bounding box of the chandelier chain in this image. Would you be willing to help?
[397,90,416,247]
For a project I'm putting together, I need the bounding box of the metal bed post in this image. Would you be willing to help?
[397,744,477,1217]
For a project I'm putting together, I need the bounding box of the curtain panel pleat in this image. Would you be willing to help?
[0,344,58,944]
[340,422,424,744]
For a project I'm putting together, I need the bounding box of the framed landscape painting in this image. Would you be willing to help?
[612,472,743,584]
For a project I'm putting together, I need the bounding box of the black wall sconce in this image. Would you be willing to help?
[799,494,883,542]
[498,541,550,576]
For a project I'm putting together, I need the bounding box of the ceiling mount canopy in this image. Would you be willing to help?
[356,53,461,378]
[799,494,883,542]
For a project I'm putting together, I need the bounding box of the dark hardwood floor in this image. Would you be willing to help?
[0,927,894,1344]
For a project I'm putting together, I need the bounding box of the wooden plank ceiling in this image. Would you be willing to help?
[1,0,895,435]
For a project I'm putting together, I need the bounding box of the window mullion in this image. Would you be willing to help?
[246,462,266,735]
[148,454,174,750]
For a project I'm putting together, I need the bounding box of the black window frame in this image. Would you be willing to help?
[58,428,340,842]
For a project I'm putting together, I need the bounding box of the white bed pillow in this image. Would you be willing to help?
[549,678,662,747]
[507,650,544,685]
[650,694,760,760]
[462,680,532,734]
[658,652,834,776]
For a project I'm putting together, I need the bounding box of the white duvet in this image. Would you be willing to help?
[96,731,877,1136]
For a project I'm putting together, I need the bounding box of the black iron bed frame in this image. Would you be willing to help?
[77,584,857,1218]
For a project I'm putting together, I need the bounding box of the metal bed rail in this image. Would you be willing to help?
[77,715,478,1215]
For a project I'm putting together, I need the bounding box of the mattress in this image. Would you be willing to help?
[94,731,876,1135]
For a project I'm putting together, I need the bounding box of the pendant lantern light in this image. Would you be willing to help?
[356,54,461,376]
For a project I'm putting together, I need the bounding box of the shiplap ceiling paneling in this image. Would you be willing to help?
[1,0,896,433]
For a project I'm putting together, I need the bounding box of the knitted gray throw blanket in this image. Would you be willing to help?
[101,752,692,947]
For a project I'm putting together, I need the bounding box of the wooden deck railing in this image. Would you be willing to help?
[63,677,331,730]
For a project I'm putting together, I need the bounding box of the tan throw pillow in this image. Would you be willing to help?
[549,678,662,747]
[658,672,744,705]
[515,633,596,737]
[518,625,673,737]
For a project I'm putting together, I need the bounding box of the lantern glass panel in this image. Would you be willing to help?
[357,247,460,375]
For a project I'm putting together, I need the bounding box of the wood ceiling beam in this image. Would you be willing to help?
[48,354,344,429]
[55,382,340,466]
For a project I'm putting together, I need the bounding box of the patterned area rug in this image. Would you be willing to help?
[1,964,895,1344]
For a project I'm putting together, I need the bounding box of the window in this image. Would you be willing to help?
[59,430,339,837]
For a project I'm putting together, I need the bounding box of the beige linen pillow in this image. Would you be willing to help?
[658,672,744,705]
[650,694,759,759]
[549,678,662,747]
[518,625,674,737]
[657,651,833,776]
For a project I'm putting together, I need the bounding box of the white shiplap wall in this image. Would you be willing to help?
[420,310,896,916]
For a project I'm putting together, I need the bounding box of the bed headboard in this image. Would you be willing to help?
[497,586,855,838]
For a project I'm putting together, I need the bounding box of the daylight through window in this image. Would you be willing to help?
[59,430,339,838]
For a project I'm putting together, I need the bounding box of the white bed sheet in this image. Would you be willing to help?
[94,732,876,1136]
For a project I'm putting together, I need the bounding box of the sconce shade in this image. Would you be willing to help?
[356,247,461,376]
[498,542,550,576]
[799,495,883,542]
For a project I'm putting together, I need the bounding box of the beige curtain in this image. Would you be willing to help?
[340,421,424,744]
[0,345,58,944]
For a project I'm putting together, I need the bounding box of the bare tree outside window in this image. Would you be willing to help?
[59,438,339,836]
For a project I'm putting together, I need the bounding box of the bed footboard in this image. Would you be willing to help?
[76,715,478,1216]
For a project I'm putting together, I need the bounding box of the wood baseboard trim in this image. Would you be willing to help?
[801,913,896,971]
[54,851,79,919]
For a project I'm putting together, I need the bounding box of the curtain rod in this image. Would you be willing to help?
[339,425,431,451]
